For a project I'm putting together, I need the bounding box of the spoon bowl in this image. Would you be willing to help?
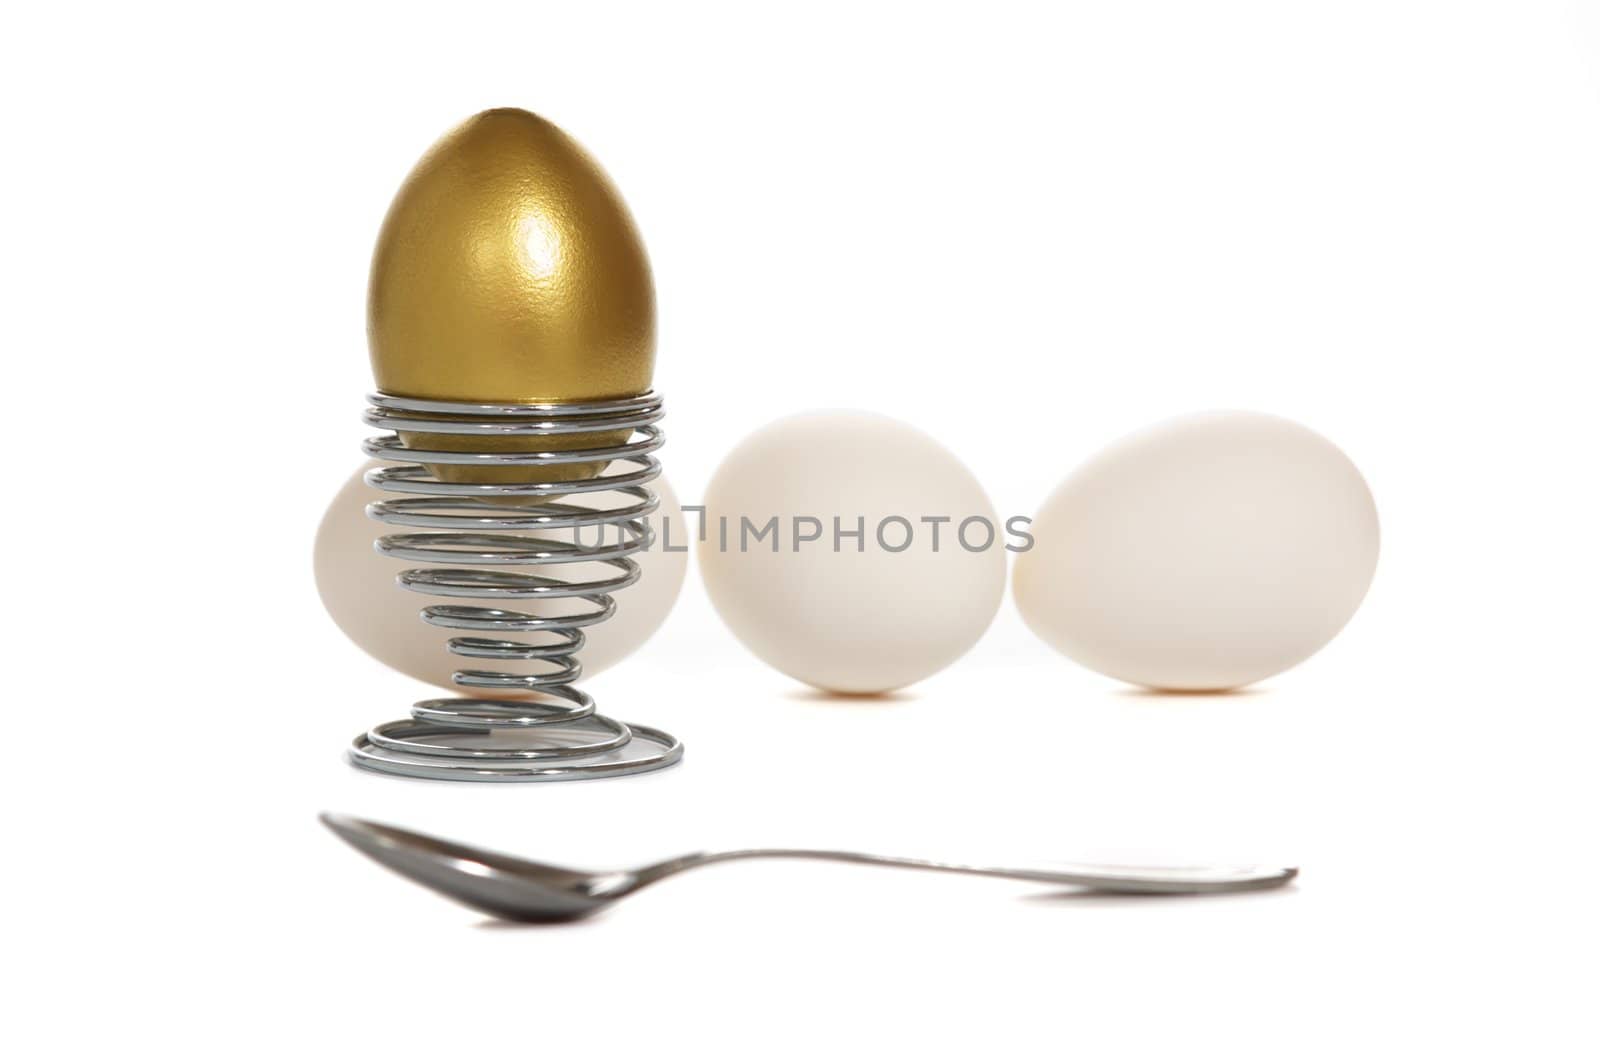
[322,814,628,920]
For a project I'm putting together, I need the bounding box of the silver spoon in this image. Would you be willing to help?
[321,813,1297,922]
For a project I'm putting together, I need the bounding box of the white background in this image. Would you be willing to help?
[7,1,1598,1055]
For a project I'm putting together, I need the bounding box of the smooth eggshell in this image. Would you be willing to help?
[698,411,1007,694]
[1013,411,1379,690]
[315,462,688,695]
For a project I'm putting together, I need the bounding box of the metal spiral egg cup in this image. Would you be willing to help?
[348,391,683,781]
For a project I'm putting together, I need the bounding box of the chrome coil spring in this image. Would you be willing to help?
[347,391,684,781]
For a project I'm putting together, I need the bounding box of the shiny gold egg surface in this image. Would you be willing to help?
[368,108,655,403]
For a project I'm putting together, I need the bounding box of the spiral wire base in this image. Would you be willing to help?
[347,391,683,781]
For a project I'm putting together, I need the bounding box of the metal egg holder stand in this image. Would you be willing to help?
[348,391,683,781]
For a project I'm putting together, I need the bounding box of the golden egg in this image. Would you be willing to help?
[367,108,655,481]
[369,107,655,401]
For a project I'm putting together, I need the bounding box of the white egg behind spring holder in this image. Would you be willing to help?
[316,461,688,691]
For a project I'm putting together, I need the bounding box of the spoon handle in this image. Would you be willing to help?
[651,849,1296,894]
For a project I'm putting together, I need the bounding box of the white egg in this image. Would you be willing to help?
[1013,411,1379,691]
[314,462,689,695]
[698,411,1007,694]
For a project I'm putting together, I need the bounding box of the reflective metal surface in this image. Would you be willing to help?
[321,814,1299,923]
[347,392,682,782]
